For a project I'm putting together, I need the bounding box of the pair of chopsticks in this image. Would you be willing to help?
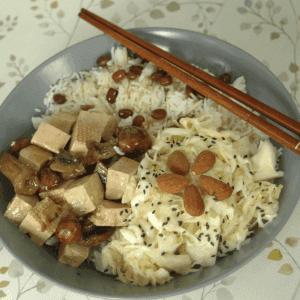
[78,8,300,156]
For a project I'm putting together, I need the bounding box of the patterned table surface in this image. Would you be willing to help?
[0,0,300,299]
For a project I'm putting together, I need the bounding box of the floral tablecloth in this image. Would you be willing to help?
[0,0,300,299]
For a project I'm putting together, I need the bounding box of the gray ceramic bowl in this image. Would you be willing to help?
[0,28,299,299]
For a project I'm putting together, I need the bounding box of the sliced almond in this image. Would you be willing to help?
[157,174,189,194]
[184,184,205,216]
[199,175,233,200]
[167,150,190,175]
[191,150,216,175]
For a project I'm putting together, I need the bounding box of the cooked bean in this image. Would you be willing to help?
[118,109,133,119]
[53,94,67,105]
[129,65,144,75]
[39,168,61,192]
[50,150,80,173]
[11,138,31,157]
[159,75,172,86]
[106,88,118,104]
[132,115,145,127]
[151,72,163,81]
[112,70,126,83]
[219,73,231,84]
[96,55,110,67]
[127,71,138,81]
[80,105,95,111]
[157,68,167,75]
[56,218,83,244]
[151,109,167,120]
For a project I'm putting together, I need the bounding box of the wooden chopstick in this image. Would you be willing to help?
[78,9,300,156]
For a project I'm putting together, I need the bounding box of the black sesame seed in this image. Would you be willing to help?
[142,177,146,180]
[256,206,260,210]
[199,233,204,237]
[178,221,183,226]
[197,222,200,226]
[120,211,124,216]
[166,141,170,144]
[145,185,149,189]
[213,229,218,232]
[268,202,272,205]
[219,249,223,254]
[260,209,264,212]
[261,214,265,217]
[211,255,216,257]
[172,208,177,211]
[219,235,222,242]
[141,233,145,237]
[192,264,201,269]
[157,202,162,205]
[183,231,186,234]
[233,155,236,158]
[128,219,132,222]
[203,138,208,141]
[210,242,214,246]
[176,143,180,146]
[104,269,108,273]
[223,241,227,245]
[222,219,225,223]
[138,185,140,189]
[143,190,146,195]
[125,209,128,213]
[146,172,150,175]
[225,245,229,249]
[211,141,216,144]
[250,171,254,175]
[222,137,225,140]
[161,252,166,256]
[135,203,139,207]
[244,155,248,158]
[237,165,239,168]
[152,210,155,214]
[168,199,173,202]
[205,222,209,229]
[138,225,142,229]
[216,234,220,240]
[150,226,154,229]
[167,217,170,221]
[212,137,217,140]
[177,212,180,217]
[174,231,178,234]
[207,237,211,242]
[148,244,152,247]
[159,233,163,237]
[144,241,147,245]
[197,238,201,241]
[140,165,143,169]
[162,222,168,226]
[208,145,212,148]
[226,215,229,219]
[171,144,173,148]
[259,182,262,186]
[200,135,204,138]
[123,219,128,222]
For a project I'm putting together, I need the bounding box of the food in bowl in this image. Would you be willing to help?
[0,46,284,286]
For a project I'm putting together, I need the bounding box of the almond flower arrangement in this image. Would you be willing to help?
[156,150,233,216]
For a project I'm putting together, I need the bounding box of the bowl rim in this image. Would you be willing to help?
[0,27,299,299]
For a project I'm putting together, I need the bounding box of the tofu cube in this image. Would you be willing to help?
[89,200,131,226]
[64,173,104,216]
[31,121,71,154]
[61,162,86,180]
[49,111,78,134]
[19,145,53,172]
[19,197,62,245]
[68,111,117,157]
[58,243,90,267]
[4,194,39,226]
[105,157,139,200]
[39,179,74,205]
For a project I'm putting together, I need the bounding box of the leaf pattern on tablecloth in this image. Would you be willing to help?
[0,15,18,41]
[278,263,294,275]
[7,55,29,85]
[285,237,299,248]
[236,0,300,107]
[0,267,9,275]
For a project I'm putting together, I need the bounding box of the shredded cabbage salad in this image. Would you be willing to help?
[92,114,283,286]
